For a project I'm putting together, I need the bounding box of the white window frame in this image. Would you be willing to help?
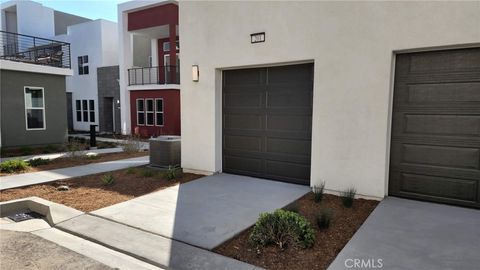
[155,98,164,127]
[136,98,145,126]
[145,98,154,126]
[24,86,46,131]
[78,55,89,75]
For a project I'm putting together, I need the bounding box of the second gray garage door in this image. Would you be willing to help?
[389,47,480,208]
[222,64,313,185]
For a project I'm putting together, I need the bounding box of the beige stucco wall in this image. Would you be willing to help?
[179,1,480,199]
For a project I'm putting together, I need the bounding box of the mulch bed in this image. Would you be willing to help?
[0,151,148,176]
[0,167,203,212]
[214,193,379,270]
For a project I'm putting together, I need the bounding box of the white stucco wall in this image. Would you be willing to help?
[1,0,55,38]
[179,1,480,198]
[56,19,118,131]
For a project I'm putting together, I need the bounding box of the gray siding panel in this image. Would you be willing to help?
[97,65,120,133]
[0,70,68,148]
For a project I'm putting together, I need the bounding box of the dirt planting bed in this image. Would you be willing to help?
[214,193,379,270]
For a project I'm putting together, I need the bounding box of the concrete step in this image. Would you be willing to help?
[56,214,261,270]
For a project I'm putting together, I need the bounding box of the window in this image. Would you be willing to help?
[78,55,89,75]
[146,99,154,126]
[136,99,145,125]
[75,100,81,121]
[155,98,164,126]
[24,87,45,130]
[163,40,179,52]
[89,100,95,122]
[82,100,88,122]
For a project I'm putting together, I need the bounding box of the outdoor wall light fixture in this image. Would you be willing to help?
[192,65,199,82]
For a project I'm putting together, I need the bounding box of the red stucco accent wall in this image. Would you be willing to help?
[128,4,178,31]
[129,90,180,137]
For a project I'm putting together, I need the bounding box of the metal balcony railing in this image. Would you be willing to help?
[0,30,71,68]
[128,65,180,86]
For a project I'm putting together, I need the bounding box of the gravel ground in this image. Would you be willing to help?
[0,230,112,270]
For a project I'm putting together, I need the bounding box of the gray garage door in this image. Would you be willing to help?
[389,48,480,208]
[223,64,313,185]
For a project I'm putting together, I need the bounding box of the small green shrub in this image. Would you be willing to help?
[126,167,137,174]
[42,144,59,154]
[164,165,181,180]
[64,140,87,158]
[0,159,30,173]
[141,169,155,178]
[341,187,356,208]
[249,209,315,250]
[121,136,142,153]
[312,181,325,203]
[285,202,299,213]
[20,146,33,156]
[85,154,100,160]
[317,209,333,229]
[100,174,115,186]
[28,158,50,167]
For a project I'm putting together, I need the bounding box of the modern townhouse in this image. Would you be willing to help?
[118,0,180,138]
[179,1,480,208]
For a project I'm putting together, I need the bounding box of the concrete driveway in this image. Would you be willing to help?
[92,173,310,250]
[328,197,480,270]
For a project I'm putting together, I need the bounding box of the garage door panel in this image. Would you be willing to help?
[224,92,264,108]
[390,48,480,208]
[408,48,480,73]
[224,114,263,130]
[403,114,480,136]
[266,115,312,132]
[266,160,310,184]
[401,144,480,170]
[224,135,262,152]
[223,68,266,86]
[223,155,263,175]
[399,173,477,202]
[407,82,480,103]
[267,64,313,83]
[223,63,313,184]
[266,137,311,156]
[267,89,312,108]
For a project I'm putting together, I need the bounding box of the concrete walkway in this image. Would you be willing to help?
[69,134,149,150]
[0,156,149,190]
[0,147,123,162]
[92,173,310,250]
[328,197,480,270]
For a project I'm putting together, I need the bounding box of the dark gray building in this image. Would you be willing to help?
[97,65,121,134]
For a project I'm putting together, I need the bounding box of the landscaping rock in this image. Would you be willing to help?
[57,185,69,191]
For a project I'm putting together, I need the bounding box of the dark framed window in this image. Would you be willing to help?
[78,55,89,75]
[146,99,154,126]
[136,99,145,125]
[75,100,81,121]
[82,100,88,122]
[155,98,164,126]
[89,100,95,122]
[24,87,45,130]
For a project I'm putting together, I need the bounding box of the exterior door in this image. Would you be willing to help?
[222,63,313,185]
[66,92,73,131]
[389,48,480,208]
[103,97,114,133]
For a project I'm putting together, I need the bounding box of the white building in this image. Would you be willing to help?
[179,1,480,208]
[56,20,119,132]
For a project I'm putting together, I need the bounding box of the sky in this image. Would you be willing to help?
[3,0,128,22]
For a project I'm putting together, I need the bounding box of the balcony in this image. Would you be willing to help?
[128,65,179,86]
[0,30,71,69]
